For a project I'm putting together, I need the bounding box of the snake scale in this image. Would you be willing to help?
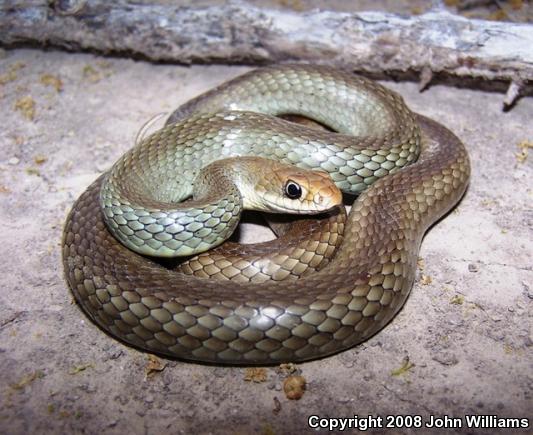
[62,65,470,364]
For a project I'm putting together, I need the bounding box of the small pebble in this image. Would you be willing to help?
[213,368,226,378]
[283,375,306,400]
[109,349,123,360]
[115,395,129,406]
[96,163,108,172]
[162,371,173,386]
[8,157,20,165]
[337,397,353,404]
[78,383,96,394]
[432,352,459,366]
[521,282,533,299]
[468,263,479,272]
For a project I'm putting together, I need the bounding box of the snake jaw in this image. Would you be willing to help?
[256,186,342,214]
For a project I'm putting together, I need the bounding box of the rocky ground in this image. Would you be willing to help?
[0,49,531,434]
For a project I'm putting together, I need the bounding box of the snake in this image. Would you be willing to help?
[62,65,470,364]
[101,154,343,258]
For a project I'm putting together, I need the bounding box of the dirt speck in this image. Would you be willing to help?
[244,367,268,383]
[14,95,36,120]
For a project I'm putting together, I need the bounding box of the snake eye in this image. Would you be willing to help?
[284,180,302,199]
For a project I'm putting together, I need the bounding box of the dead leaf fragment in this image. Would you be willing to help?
[480,199,495,207]
[40,74,63,92]
[0,69,17,85]
[0,61,25,85]
[468,263,479,273]
[443,0,459,6]
[417,257,425,271]
[450,295,465,305]
[390,357,415,376]
[11,135,25,146]
[83,65,101,83]
[69,363,94,375]
[272,396,282,414]
[96,60,113,70]
[11,370,45,390]
[277,362,299,376]
[34,155,47,164]
[145,354,167,378]
[488,9,508,21]
[516,140,533,163]
[283,375,306,400]
[14,96,36,120]
[26,167,40,176]
[420,274,432,285]
[244,367,267,383]
[279,0,305,11]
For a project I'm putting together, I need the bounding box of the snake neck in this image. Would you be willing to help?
[192,156,342,214]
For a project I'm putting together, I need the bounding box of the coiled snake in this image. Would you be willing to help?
[62,65,470,364]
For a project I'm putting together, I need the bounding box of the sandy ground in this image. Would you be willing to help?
[0,49,531,434]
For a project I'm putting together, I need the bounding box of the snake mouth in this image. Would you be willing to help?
[261,190,342,214]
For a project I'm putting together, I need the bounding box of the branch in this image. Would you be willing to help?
[1,0,532,91]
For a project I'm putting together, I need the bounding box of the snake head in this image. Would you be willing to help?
[255,163,343,214]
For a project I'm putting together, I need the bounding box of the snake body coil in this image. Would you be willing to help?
[63,65,470,364]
